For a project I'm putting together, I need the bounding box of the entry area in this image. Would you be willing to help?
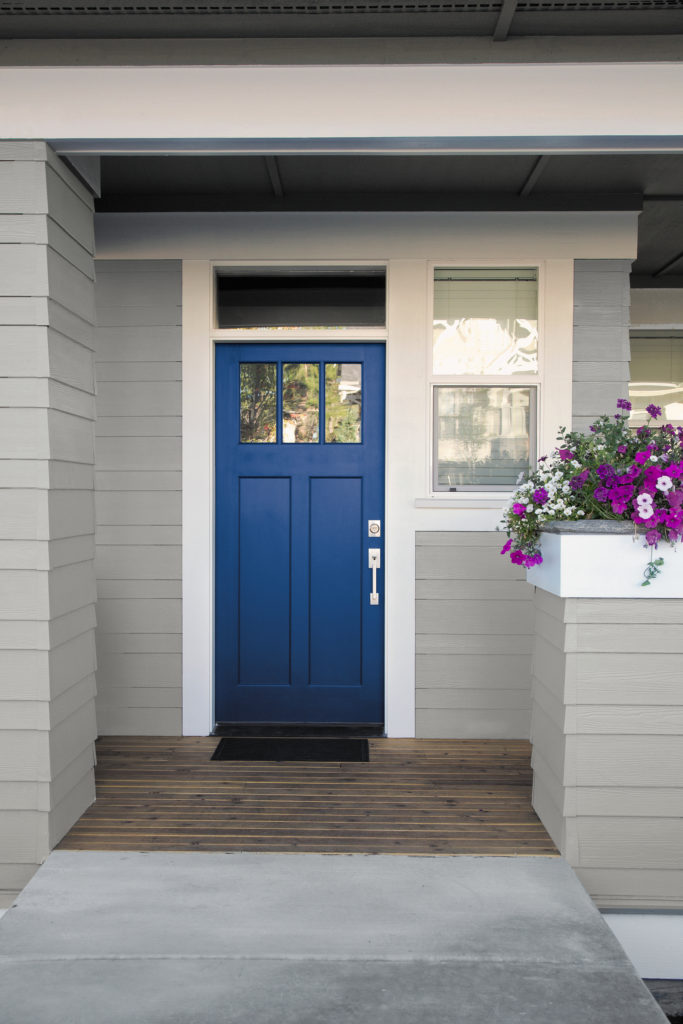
[58,737,554,856]
[214,343,385,727]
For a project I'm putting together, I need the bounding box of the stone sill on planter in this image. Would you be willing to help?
[526,520,683,598]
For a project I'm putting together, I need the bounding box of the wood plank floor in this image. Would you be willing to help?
[58,737,558,857]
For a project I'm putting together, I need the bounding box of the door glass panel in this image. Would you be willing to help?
[325,363,362,443]
[282,363,320,443]
[240,363,277,443]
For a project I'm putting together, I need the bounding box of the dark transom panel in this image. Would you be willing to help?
[3,0,683,37]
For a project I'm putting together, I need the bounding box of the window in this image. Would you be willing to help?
[629,335,683,428]
[216,267,386,329]
[432,268,539,491]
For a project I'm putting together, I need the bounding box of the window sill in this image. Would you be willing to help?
[415,496,510,510]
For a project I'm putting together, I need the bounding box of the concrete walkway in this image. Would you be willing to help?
[0,852,667,1024]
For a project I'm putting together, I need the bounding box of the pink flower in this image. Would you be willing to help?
[500,539,512,555]
[558,449,575,461]
[512,503,526,518]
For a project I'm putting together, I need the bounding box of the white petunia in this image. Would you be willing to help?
[656,476,673,492]
[638,507,654,520]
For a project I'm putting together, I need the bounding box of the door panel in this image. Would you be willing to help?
[215,343,385,725]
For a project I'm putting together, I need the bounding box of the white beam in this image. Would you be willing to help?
[1,64,683,145]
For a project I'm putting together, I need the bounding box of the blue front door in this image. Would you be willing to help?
[215,343,385,725]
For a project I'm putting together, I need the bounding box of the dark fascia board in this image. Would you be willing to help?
[3,35,683,65]
[56,137,683,157]
[94,191,643,213]
[631,275,683,289]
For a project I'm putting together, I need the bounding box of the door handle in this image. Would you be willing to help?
[369,548,381,605]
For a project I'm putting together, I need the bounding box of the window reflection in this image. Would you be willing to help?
[433,269,538,376]
[282,363,319,443]
[435,386,533,489]
[629,336,683,428]
[240,363,277,443]
[325,363,362,443]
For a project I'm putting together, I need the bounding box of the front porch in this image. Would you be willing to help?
[57,737,556,857]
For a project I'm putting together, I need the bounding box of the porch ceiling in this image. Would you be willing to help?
[95,152,683,285]
[2,0,683,39]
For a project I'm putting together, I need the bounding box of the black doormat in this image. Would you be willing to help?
[211,736,369,762]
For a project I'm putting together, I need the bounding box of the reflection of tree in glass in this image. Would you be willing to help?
[283,363,319,443]
[325,364,361,443]
[240,363,276,443]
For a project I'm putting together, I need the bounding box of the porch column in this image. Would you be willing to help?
[0,142,98,902]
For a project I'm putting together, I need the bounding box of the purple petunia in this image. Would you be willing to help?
[593,486,610,502]
[512,503,526,517]
[533,487,549,505]
[500,539,512,555]
[646,404,662,419]
[617,398,632,411]
[558,449,575,461]
[570,470,590,491]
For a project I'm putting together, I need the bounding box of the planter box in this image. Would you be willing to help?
[526,521,683,598]
[526,522,683,910]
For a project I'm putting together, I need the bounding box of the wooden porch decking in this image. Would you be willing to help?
[58,737,557,857]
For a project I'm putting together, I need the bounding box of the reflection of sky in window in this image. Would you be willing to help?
[433,317,538,375]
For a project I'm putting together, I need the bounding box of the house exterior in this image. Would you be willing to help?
[1,2,682,976]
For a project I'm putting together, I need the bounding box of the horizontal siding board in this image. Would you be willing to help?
[416,688,531,710]
[95,706,181,736]
[416,654,532,687]
[417,546,525,580]
[95,545,181,580]
[96,304,181,328]
[95,525,181,546]
[95,686,181,708]
[415,579,532,600]
[95,416,181,438]
[417,633,534,655]
[96,652,182,687]
[95,491,181,526]
[94,436,181,471]
[96,380,181,417]
[575,818,683,870]
[95,326,181,361]
[96,599,181,635]
[416,599,533,635]
[95,471,181,491]
[416,708,530,739]
[96,633,182,654]
[95,361,182,382]
[96,579,181,599]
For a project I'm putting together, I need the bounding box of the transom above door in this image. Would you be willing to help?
[215,343,385,726]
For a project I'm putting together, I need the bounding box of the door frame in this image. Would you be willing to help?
[182,259,397,735]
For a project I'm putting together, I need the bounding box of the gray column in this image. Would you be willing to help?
[0,142,98,902]
[572,258,632,433]
[531,588,683,909]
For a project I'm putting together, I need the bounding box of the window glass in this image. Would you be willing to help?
[217,268,386,328]
[433,268,538,375]
[325,363,362,443]
[434,386,534,490]
[240,363,277,443]
[282,363,319,443]
[629,336,683,427]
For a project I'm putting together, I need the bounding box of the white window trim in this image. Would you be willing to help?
[419,259,573,506]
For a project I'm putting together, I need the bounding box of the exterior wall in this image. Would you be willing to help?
[572,258,631,434]
[0,142,97,899]
[93,259,182,735]
[415,532,533,739]
[531,588,683,909]
[631,288,683,329]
